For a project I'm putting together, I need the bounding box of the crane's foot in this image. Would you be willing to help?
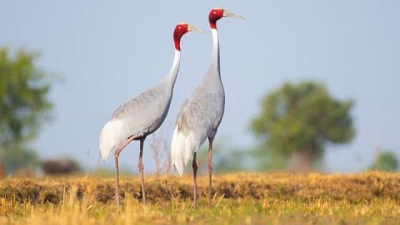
[138,186,146,205]
[208,197,213,208]
[138,163,146,205]
[114,194,120,209]
[191,192,198,209]
[191,201,198,210]
[208,187,214,208]
[141,191,146,205]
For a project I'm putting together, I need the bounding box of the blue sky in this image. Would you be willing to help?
[1,1,399,173]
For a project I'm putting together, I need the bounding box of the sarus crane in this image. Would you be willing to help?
[99,22,205,207]
[171,8,244,207]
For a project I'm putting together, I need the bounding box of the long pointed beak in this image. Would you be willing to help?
[188,24,207,34]
[223,9,246,20]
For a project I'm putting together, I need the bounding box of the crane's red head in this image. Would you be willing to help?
[173,23,189,51]
[209,7,245,29]
[209,8,224,29]
[173,22,206,50]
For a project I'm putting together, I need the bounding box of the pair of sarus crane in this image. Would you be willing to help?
[99,7,244,208]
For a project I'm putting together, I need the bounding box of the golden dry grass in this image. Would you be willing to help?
[1,171,399,224]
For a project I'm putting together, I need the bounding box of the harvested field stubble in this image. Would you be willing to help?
[0,171,399,224]
[1,171,399,204]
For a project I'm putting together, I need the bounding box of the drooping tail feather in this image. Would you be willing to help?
[170,127,198,176]
[99,119,124,161]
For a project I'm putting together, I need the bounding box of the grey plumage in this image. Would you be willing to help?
[176,66,225,141]
[170,8,244,208]
[100,54,180,161]
[171,29,224,174]
[112,80,173,139]
[99,23,205,208]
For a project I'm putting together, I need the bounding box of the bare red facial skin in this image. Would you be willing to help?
[209,8,224,29]
[174,24,188,51]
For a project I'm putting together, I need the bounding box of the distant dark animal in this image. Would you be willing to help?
[41,158,80,175]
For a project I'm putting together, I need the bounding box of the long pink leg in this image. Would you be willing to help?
[208,138,214,207]
[192,152,198,208]
[114,135,136,208]
[138,137,146,204]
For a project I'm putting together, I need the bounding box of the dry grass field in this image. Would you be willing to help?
[0,171,399,224]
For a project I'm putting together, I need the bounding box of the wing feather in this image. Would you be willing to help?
[99,86,171,160]
[171,86,224,174]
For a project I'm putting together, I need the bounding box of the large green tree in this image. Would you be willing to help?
[250,81,355,171]
[0,47,53,174]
